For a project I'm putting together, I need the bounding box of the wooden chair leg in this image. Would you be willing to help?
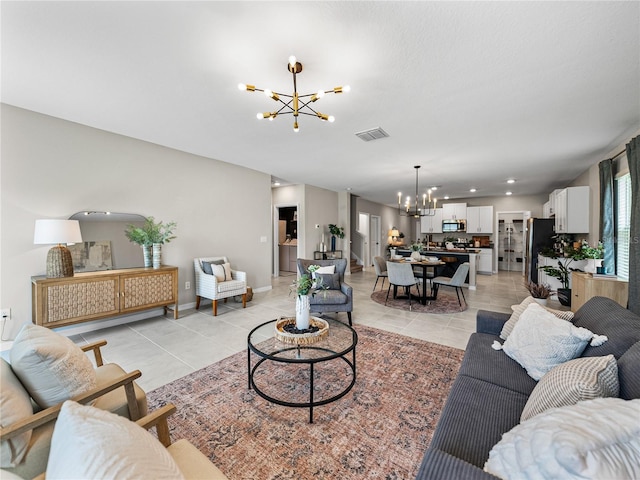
[242,293,247,308]
[212,300,218,316]
[195,295,201,310]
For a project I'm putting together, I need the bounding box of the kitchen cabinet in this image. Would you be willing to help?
[32,266,178,328]
[554,186,589,233]
[466,206,494,233]
[543,201,551,218]
[477,248,493,274]
[442,203,467,220]
[571,272,628,313]
[548,189,563,217]
[420,208,443,233]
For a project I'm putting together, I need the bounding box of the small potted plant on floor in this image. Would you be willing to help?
[524,281,552,305]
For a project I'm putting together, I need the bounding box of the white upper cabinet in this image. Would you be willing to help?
[467,206,494,233]
[554,186,589,233]
[420,208,443,233]
[442,203,467,220]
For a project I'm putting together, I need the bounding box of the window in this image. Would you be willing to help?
[616,173,631,280]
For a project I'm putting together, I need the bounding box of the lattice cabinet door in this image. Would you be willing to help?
[120,271,177,313]
[34,277,120,327]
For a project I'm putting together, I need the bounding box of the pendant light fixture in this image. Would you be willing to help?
[397,166,437,217]
[238,56,350,132]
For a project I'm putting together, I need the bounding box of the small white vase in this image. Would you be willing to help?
[533,297,548,306]
[152,243,162,269]
[295,295,311,330]
[411,251,421,261]
[584,258,602,274]
[142,245,152,268]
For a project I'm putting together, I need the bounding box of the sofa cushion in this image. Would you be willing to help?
[46,401,185,480]
[309,290,347,305]
[416,448,499,480]
[573,296,640,358]
[618,341,640,400]
[458,333,537,396]
[484,398,640,480]
[0,359,33,468]
[10,324,97,409]
[520,355,619,421]
[500,296,574,340]
[500,303,606,380]
[92,363,148,419]
[429,375,529,468]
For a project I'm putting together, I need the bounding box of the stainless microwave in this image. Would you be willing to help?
[442,220,466,232]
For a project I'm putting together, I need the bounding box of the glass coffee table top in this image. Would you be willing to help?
[248,317,357,361]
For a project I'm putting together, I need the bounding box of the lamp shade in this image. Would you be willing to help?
[34,219,82,245]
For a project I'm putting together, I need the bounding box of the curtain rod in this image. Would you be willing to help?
[610,149,626,160]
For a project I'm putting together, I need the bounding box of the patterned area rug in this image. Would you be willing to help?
[371,287,468,313]
[148,325,464,480]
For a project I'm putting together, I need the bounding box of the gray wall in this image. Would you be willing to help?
[1,104,273,338]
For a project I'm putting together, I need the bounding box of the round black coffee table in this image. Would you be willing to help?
[247,317,357,423]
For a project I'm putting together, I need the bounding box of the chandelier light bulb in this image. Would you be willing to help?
[289,55,297,67]
[238,83,246,90]
[293,121,299,132]
[264,89,272,97]
[343,85,351,93]
[256,112,264,120]
[328,115,335,123]
[317,89,325,98]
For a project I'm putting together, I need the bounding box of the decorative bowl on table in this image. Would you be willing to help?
[274,317,329,344]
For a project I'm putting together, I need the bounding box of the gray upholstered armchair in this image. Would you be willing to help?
[297,258,353,325]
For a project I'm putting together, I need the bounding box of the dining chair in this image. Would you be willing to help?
[432,262,470,308]
[372,256,388,291]
[385,261,421,311]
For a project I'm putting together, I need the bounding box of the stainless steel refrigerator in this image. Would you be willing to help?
[524,218,555,284]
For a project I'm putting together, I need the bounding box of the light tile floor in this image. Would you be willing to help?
[72,269,537,392]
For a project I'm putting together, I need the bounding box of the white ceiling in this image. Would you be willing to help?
[2,1,639,207]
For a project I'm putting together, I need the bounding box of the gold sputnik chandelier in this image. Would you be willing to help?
[238,56,350,132]
[398,166,437,217]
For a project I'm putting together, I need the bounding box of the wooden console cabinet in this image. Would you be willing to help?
[571,271,628,313]
[32,266,179,328]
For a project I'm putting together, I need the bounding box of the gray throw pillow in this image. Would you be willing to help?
[202,259,225,275]
[316,272,340,290]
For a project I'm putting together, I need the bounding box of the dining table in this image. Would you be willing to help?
[389,258,445,305]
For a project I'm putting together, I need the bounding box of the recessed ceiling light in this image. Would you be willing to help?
[273,182,281,186]
[507,179,515,184]
[506,191,513,196]
[431,186,438,191]
[444,196,450,200]
[469,188,477,193]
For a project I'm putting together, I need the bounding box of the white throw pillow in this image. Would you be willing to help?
[211,262,232,282]
[46,401,185,480]
[10,324,97,408]
[485,398,640,480]
[500,296,574,340]
[0,359,33,468]
[494,303,607,381]
[521,355,619,421]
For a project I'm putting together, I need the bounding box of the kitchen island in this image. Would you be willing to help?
[395,248,479,290]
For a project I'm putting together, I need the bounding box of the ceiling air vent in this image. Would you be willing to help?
[355,127,389,142]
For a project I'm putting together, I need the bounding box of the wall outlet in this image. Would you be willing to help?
[185,281,191,290]
[1,308,10,320]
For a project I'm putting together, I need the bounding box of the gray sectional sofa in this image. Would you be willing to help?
[416,296,640,479]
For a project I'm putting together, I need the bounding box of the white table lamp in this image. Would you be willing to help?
[34,219,83,278]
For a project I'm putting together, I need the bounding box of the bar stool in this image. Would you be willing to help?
[441,256,458,277]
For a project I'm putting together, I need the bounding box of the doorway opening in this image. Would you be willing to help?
[274,205,298,276]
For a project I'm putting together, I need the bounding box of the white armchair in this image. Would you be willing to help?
[194,257,247,316]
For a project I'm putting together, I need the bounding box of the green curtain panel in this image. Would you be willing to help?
[599,159,615,274]
[626,136,639,315]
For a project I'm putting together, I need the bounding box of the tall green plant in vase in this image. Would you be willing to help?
[328,224,345,252]
[538,245,583,307]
